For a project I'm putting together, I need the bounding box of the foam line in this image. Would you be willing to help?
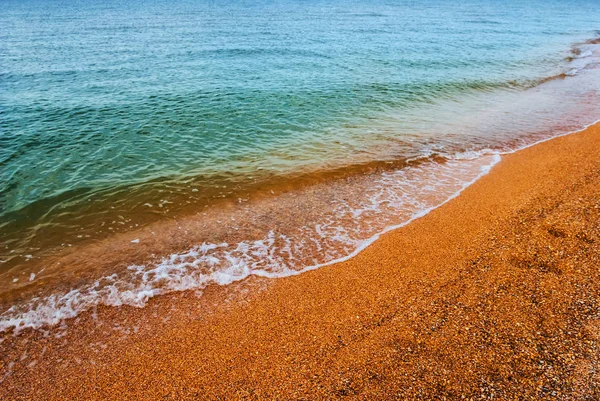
[2,117,600,334]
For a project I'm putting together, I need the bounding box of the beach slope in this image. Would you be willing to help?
[3,123,600,399]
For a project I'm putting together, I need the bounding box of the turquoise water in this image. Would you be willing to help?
[2,0,599,215]
[2,0,600,331]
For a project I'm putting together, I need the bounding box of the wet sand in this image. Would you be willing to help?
[2,121,600,399]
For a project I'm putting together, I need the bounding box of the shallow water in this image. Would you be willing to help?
[1,0,600,331]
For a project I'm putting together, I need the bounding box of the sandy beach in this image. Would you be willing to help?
[2,121,600,399]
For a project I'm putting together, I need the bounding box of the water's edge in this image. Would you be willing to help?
[3,117,600,334]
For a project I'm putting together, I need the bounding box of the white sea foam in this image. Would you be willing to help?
[449,148,496,160]
[0,154,501,333]
[568,44,600,75]
[577,50,593,59]
[566,68,580,76]
[2,113,599,333]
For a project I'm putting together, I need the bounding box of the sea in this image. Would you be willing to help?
[2,0,600,332]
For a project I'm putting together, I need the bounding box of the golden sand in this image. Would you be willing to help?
[2,123,600,399]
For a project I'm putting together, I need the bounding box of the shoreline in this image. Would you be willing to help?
[0,150,500,332]
[5,114,600,334]
[3,38,600,322]
[3,121,600,399]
